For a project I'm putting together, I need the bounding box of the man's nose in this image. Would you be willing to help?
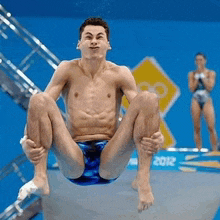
[91,38,97,44]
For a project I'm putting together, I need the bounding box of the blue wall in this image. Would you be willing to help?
[1,17,220,211]
[1,17,220,164]
[2,0,220,22]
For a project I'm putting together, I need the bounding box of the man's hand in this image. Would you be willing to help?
[20,136,45,164]
[140,131,164,155]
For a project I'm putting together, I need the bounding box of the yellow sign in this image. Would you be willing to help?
[122,57,180,148]
[159,119,176,148]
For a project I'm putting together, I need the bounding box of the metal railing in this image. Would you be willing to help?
[0,4,63,219]
[0,4,60,72]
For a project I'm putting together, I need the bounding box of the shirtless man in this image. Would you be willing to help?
[188,52,217,151]
[18,17,164,212]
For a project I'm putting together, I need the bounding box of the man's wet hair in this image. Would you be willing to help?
[79,17,110,40]
[195,52,207,60]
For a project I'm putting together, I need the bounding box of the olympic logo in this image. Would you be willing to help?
[137,81,168,99]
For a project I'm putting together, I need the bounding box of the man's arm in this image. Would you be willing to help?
[20,61,70,161]
[119,66,138,102]
[119,66,164,152]
[45,61,70,100]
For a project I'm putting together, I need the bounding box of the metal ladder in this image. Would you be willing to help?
[0,4,62,219]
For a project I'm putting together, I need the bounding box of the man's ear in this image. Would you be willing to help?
[76,40,80,49]
[108,42,112,50]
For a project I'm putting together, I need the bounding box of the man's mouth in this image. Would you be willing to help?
[90,47,99,50]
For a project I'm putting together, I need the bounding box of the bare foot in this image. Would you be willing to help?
[131,178,138,191]
[17,177,50,200]
[137,183,154,212]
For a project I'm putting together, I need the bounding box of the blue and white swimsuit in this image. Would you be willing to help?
[193,73,210,109]
[68,140,117,186]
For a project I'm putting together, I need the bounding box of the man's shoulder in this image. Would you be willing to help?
[55,59,80,76]
[59,59,80,68]
[107,61,130,74]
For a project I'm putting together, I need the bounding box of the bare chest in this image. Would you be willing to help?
[63,72,121,114]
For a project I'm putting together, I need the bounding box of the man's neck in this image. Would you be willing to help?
[80,57,107,78]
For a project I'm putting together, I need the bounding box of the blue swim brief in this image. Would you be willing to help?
[68,140,117,186]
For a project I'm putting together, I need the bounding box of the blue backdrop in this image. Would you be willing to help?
[1,17,220,169]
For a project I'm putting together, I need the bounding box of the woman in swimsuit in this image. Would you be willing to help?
[188,52,217,151]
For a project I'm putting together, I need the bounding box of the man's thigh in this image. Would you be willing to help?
[38,94,85,178]
[50,113,85,179]
[99,115,136,179]
[52,137,85,179]
[99,91,159,179]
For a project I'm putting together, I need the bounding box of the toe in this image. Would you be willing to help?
[138,203,144,213]
[144,204,148,210]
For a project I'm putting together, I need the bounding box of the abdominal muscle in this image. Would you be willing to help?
[65,89,121,142]
[67,108,118,142]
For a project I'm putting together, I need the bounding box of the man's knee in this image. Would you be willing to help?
[135,91,159,112]
[29,93,52,111]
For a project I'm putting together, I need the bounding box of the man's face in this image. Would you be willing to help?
[195,55,206,68]
[77,25,111,59]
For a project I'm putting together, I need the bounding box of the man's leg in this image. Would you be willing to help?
[18,93,84,199]
[191,99,202,150]
[203,99,217,151]
[132,93,160,212]
[131,159,139,191]
[99,91,160,212]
